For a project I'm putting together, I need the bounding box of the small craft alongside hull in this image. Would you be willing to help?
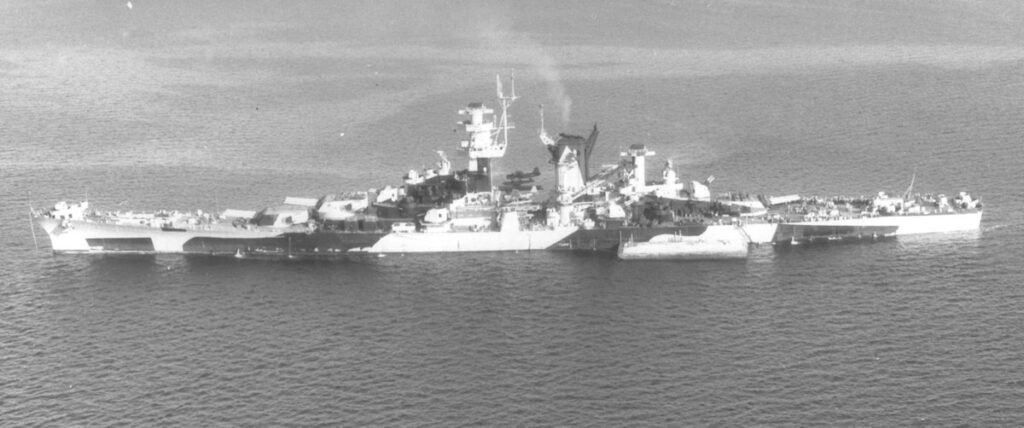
[617,225,749,260]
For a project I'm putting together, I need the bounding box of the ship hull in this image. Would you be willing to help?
[741,210,983,244]
[37,211,981,256]
[37,218,284,254]
[38,218,711,256]
[354,228,577,253]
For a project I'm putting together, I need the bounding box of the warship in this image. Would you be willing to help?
[33,77,983,259]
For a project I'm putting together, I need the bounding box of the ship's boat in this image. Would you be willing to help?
[617,225,749,260]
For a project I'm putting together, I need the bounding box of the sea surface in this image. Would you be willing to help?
[3,0,1024,426]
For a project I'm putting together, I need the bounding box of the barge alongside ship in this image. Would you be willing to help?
[33,77,982,259]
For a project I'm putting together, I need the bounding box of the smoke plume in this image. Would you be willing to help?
[534,50,572,126]
[467,9,573,127]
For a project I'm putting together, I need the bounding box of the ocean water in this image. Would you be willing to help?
[4,0,1024,425]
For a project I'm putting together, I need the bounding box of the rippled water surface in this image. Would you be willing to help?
[4,1,1024,426]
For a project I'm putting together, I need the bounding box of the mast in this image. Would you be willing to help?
[903,169,917,200]
[458,75,517,192]
[496,74,518,154]
[29,206,39,251]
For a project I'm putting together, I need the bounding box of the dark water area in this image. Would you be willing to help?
[4,0,1024,425]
